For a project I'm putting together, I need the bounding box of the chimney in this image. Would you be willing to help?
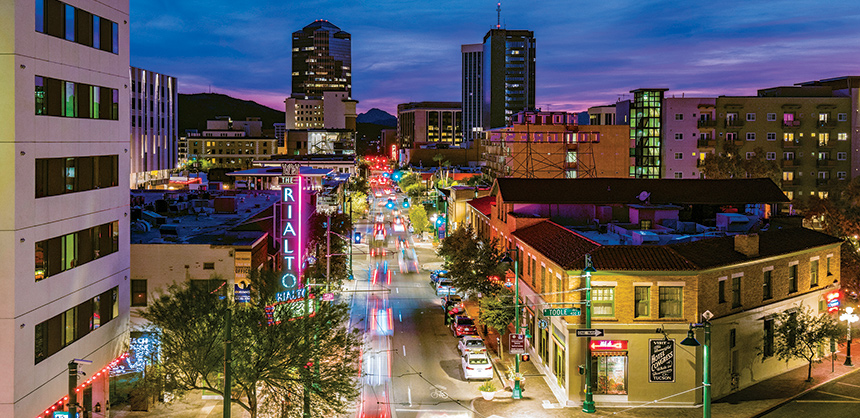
[734,234,759,257]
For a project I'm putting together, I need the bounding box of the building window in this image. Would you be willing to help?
[35,75,118,120]
[674,152,683,160]
[766,152,776,160]
[810,259,819,287]
[726,132,737,141]
[827,256,833,275]
[35,221,119,281]
[763,270,772,300]
[838,171,847,180]
[784,132,795,142]
[789,264,798,293]
[591,354,627,395]
[763,319,774,358]
[731,276,742,308]
[634,286,650,318]
[767,113,777,121]
[837,152,847,161]
[592,286,615,317]
[674,133,683,140]
[34,286,119,364]
[674,172,683,179]
[36,155,119,198]
[767,132,776,141]
[838,133,848,141]
[658,286,683,318]
[203,262,215,270]
[746,132,756,141]
[718,279,726,303]
[838,113,847,121]
[35,0,119,54]
[746,152,755,160]
[746,113,755,121]
[675,113,683,120]
[131,279,147,307]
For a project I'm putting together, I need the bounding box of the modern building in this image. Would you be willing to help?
[588,102,630,126]
[795,76,860,179]
[630,88,668,178]
[482,29,536,130]
[461,43,483,144]
[283,129,355,155]
[663,97,715,179]
[291,20,351,97]
[285,91,357,130]
[397,101,463,148]
[481,110,629,179]
[2,1,131,417]
[129,66,178,188]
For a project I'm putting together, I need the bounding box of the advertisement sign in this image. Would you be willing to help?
[277,164,304,299]
[590,340,628,351]
[649,339,675,382]
[234,284,251,303]
[510,334,526,355]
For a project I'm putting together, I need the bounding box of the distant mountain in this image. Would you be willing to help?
[357,108,396,127]
[178,93,284,133]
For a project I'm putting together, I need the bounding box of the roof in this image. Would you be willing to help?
[227,166,332,177]
[590,246,697,271]
[512,221,600,270]
[495,178,789,205]
[467,196,494,217]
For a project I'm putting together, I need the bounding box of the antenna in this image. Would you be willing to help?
[496,2,501,29]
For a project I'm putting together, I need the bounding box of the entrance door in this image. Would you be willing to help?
[591,354,628,395]
[554,342,566,387]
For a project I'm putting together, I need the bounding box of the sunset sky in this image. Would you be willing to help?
[130,0,860,115]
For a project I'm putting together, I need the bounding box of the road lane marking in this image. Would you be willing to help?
[837,382,860,388]
[396,287,399,293]
[402,345,406,357]
[399,312,402,322]
[408,386,412,407]
[796,400,860,403]
[819,390,860,401]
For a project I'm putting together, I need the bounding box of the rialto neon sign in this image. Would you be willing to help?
[278,164,303,299]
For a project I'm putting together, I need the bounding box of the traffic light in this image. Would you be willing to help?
[435,215,446,227]
[521,354,530,362]
[578,364,586,375]
[402,198,410,208]
[354,232,362,244]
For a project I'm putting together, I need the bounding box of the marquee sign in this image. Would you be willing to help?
[590,340,628,351]
[277,164,304,300]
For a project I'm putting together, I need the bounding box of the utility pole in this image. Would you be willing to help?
[223,307,232,418]
[582,255,596,413]
[513,248,522,399]
[326,213,331,291]
[68,361,77,418]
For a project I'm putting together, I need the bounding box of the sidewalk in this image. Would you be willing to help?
[464,299,860,418]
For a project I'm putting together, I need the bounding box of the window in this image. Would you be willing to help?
[541,265,547,293]
[827,256,833,275]
[634,286,650,318]
[810,260,819,287]
[718,279,726,303]
[592,286,615,316]
[674,152,683,160]
[675,113,683,120]
[784,132,795,142]
[763,270,772,300]
[591,354,627,395]
[731,276,742,308]
[837,152,847,161]
[659,287,683,318]
[746,132,756,141]
[34,286,119,364]
[131,279,147,307]
[838,172,847,180]
[819,133,830,146]
[838,133,848,141]
[35,75,118,120]
[674,133,683,140]
[726,132,737,141]
[766,152,776,160]
[674,173,683,179]
[763,319,774,358]
[789,264,798,293]
[35,0,119,54]
[730,328,737,348]
[838,113,847,121]
[34,221,119,281]
[767,132,776,141]
[746,113,755,121]
[36,155,118,198]
[746,152,755,160]
[767,113,777,121]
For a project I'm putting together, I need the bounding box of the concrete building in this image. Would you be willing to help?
[129,66,178,189]
[397,101,463,148]
[630,88,668,178]
[461,43,483,144]
[285,91,357,130]
[180,117,276,167]
[2,1,131,417]
[481,110,629,179]
[482,29,536,130]
[291,20,351,97]
[795,76,860,179]
[588,101,630,126]
[284,129,355,156]
[663,97,715,179]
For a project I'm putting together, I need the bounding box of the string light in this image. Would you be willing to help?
[35,352,129,418]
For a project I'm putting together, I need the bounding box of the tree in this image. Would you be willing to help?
[700,141,780,181]
[464,174,492,187]
[349,191,369,221]
[140,270,362,418]
[437,225,508,298]
[769,304,845,382]
[478,290,516,360]
[408,204,430,235]
[304,212,352,288]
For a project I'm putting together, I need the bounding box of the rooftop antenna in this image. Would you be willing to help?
[496,2,501,29]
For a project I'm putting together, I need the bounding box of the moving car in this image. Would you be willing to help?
[450,315,477,338]
[461,352,494,380]
[458,336,487,356]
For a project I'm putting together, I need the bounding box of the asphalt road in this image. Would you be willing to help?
[760,367,860,418]
[348,185,482,418]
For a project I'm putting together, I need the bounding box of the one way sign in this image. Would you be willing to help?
[575,329,605,337]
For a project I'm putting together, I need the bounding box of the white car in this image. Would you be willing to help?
[461,353,494,380]
[458,336,487,356]
[435,280,456,296]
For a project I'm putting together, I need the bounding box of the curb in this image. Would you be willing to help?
[747,364,860,418]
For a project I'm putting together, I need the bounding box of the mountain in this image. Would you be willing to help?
[357,108,396,127]
[178,93,284,133]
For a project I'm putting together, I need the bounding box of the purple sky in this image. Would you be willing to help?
[131,0,860,116]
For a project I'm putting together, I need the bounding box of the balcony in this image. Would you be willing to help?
[697,119,716,129]
[724,119,744,129]
[782,120,802,128]
[816,159,836,168]
[782,178,799,187]
[782,140,800,149]
[697,139,716,148]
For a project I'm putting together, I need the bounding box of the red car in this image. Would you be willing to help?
[450,315,477,338]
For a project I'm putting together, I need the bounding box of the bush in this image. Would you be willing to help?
[478,381,496,392]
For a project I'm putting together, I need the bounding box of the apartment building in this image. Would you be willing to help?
[181,118,276,167]
[1,1,131,417]
[129,66,178,188]
[663,97,716,179]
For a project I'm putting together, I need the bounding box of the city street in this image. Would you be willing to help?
[760,366,860,418]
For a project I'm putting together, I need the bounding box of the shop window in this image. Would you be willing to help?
[591,354,627,395]
[592,287,615,317]
[658,286,683,318]
[634,286,650,318]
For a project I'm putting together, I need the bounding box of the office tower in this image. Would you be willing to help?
[461,43,483,144]
[630,88,668,178]
[481,29,535,130]
[130,67,178,188]
[292,20,351,98]
[397,102,463,148]
[2,1,130,417]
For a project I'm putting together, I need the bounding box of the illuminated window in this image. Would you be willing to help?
[592,287,615,316]
[659,286,683,318]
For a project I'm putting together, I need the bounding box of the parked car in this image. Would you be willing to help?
[430,270,449,286]
[458,336,487,356]
[450,315,477,338]
[441,294,464,314]
[435,280,456,296]
[461,352,494,380]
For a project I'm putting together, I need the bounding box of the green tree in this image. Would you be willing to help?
[349,191,369,221]
[700,141,780,181]
[304,212,352,288]
[408,204,430,235]
[464,174,492,187]
[478,290,516,360]
[769,304,845,382]
[347,176,369,196]
[438,225,508,297]
[140,270,361,418]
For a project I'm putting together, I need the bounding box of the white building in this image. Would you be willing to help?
[662,97,716,179]
[130,66,178,188]
[1,1,130,417]
[285,91,357,130]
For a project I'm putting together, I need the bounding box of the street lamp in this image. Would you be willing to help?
[841,306,858,366]
[502,249,522,400]
[582,255,596,414]
[679,311,714,418]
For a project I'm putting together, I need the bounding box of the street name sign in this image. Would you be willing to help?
[543,307,581,316]
[575,329,605,337]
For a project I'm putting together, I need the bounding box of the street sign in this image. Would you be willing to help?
[509,334,526,355]
[575,329,605,337]
[543,307,581,316]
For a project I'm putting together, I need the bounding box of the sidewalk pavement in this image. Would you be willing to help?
[463,299,860,418]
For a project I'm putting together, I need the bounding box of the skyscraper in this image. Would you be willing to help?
[291,20,351,98]
[481,29,535,130]
[2,1,130,416]
[461,43,483,144]
[629,88,668,178]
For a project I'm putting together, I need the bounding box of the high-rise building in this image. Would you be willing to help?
[291,20,351,98]
[2,1,130,417]
[481,29,535,130]
[630,88,668,178]
[397,102,463,148]
[130,67,178,188]
[461,43,483,144]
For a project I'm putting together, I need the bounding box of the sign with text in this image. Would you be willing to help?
[590,340,628,351]
[544,307,581,316]
[649,339,675,382]
[277,164,304,300]
[509,333,526,355]
[575,329,605,337]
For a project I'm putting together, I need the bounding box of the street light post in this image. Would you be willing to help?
[680,312,714,418]
[502,249,523,399]
[582,255,596,414]
[841,307,858,366]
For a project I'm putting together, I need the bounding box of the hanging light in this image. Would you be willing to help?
[680,326,701,347]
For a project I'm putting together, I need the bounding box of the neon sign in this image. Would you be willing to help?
[826,291,841,313]
[590,340,628,351]
[278,164,303,299]
[266,288,316,324]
